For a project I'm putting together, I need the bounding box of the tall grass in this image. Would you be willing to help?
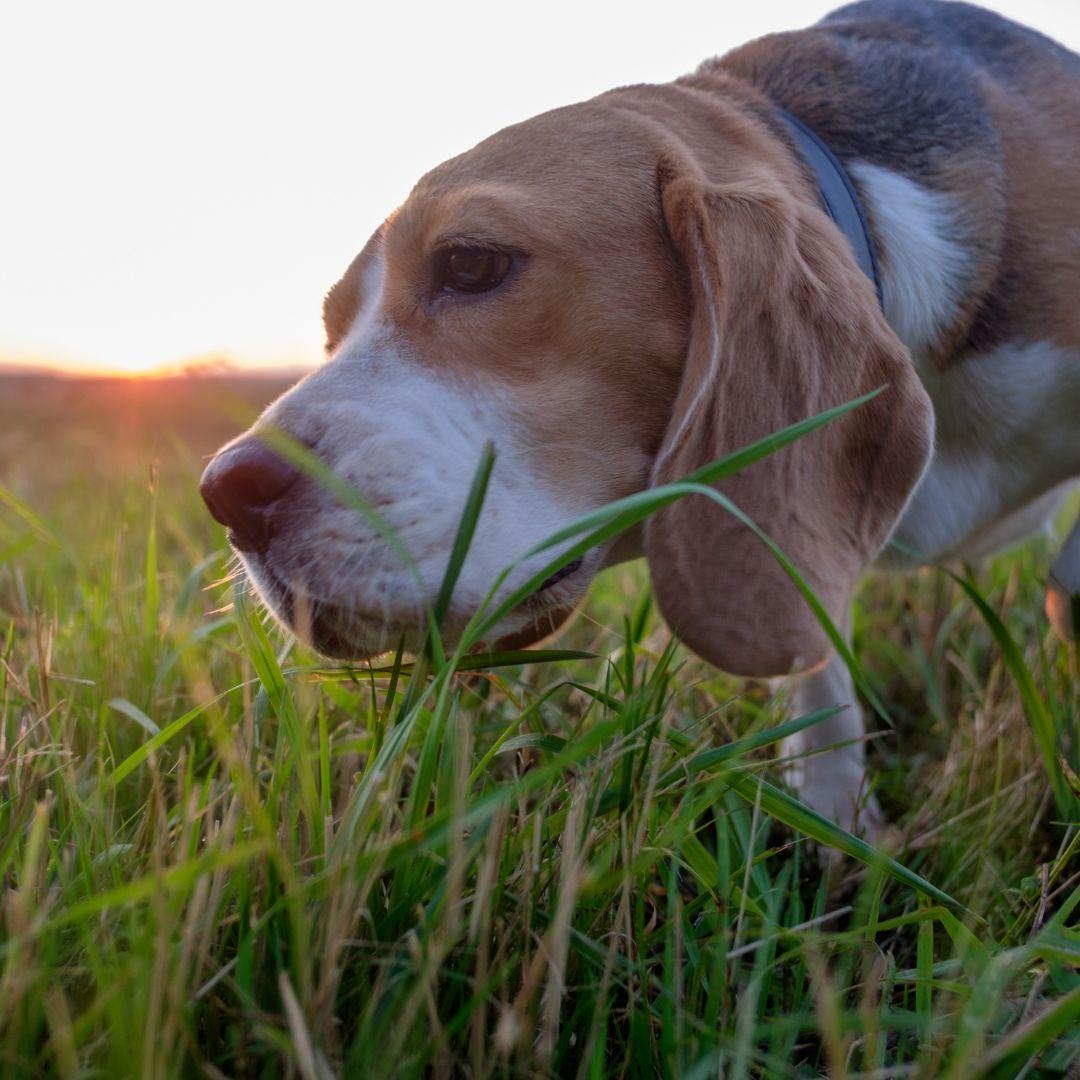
[1,376,1078,1076]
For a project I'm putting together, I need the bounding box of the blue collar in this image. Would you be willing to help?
[776,108,884,307]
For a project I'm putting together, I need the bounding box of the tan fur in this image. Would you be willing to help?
[985,75,1080,353]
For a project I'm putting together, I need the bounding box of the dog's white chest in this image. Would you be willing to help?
[886,339,1080,564]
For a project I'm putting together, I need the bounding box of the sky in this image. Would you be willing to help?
[2,0,1077,375]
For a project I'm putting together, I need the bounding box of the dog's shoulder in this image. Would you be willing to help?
[711,1,1079,168]
[822,0,1080,78]
[711,6,992,177]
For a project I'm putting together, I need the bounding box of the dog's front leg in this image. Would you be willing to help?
[1047,512,1080,643]
[777,627,883,839]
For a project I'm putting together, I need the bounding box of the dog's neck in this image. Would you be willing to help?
[644,67,973,366]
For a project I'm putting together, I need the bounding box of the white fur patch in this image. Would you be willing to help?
[887,339,1080,564]
[347,252,387,346]
[849,162,971,358]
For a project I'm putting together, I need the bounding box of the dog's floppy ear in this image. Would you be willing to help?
[645,162,933,677]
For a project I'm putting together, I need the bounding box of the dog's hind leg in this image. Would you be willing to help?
[778,625,883,839]
[1047,511,1080,643]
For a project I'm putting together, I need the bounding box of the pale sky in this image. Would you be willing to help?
[2,0,1077,374]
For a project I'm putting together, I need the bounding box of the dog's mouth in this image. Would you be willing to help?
[241,559,402,656]
[535,556,583,593]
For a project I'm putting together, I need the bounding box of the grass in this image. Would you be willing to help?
[1,373,1079,1077]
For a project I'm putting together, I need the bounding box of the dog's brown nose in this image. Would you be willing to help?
[200,440,301,553]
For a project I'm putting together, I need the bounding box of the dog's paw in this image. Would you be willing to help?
[780,734,888,856]
[797,779,885,848]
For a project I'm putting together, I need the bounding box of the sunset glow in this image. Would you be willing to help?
[3,0,1077,376]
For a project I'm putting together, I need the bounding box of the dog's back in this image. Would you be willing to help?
[712,0,1080,366]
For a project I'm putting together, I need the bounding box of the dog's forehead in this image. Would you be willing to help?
[432,100,654,184]
[397,101,661,232]
[387,183,551,255]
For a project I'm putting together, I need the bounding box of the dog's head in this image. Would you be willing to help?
[200,84,932,675]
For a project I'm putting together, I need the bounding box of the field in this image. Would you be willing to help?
[1,372,1078,1077]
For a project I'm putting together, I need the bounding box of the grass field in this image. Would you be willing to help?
[1,373,1078,1077]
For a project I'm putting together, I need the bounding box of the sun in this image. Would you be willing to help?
[91,355,175,377]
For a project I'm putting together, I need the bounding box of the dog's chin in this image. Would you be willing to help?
[249,569,426,661]
[241,551,594,663]
[265,595,428,661]
[301,609,419,661]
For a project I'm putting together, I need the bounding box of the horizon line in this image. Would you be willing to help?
[0,350,319,380]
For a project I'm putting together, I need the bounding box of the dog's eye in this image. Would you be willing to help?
[436,247,512,295]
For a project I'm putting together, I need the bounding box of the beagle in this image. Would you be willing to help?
[201,0,1080,833]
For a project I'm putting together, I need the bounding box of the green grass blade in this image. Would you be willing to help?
[916,898,934,1050]
[144,468,160,639]
[522,388,886,557]
[103,691,236,788]
[108,697,160,736]
[950,570,1075,816]
[297,649,597,680]
[726,772,962,909]
[974,983,1080,1077]
[596,706,842,815]
[0,481,63,547]
[432,441,495,628]
[496,733,567,756]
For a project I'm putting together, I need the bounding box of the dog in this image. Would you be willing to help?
[201,0,1080,834]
